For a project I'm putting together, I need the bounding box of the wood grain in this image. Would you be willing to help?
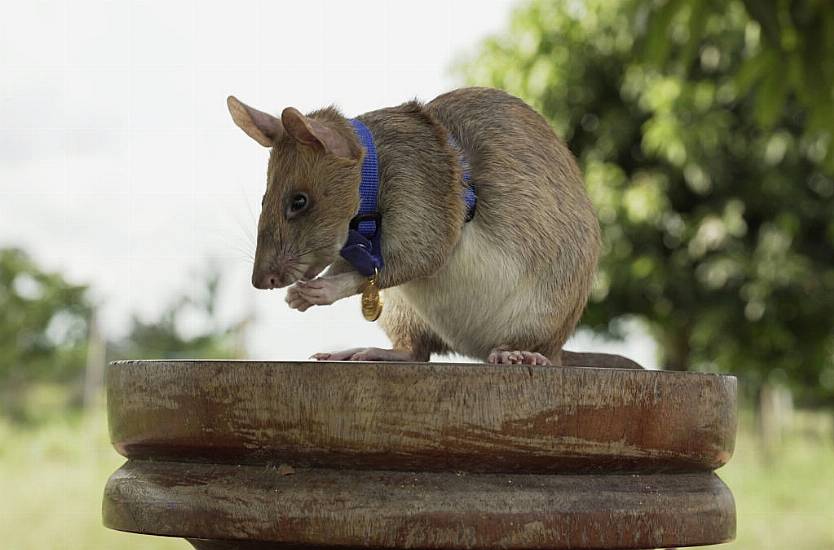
[104,459,735,550]
[107,360,737,473]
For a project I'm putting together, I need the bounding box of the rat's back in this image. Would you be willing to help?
[395,87,602,358]
[427,88,597,242]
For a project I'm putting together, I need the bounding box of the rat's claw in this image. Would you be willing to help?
[312,348,416,362]
[312,348,364,361]
[487,348,551,366]
[286,295,310,311]
[349,348,416,361]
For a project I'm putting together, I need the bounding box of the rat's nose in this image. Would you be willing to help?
[252,271,285,290]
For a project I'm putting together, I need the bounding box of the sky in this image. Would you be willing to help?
[0,0,657,367]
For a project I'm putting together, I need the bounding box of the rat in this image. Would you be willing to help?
[227,87,641,368]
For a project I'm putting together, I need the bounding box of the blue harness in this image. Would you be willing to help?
[340,118,477,277]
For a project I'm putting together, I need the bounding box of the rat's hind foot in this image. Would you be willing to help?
[487,348,552,366]
[312,347,418,362]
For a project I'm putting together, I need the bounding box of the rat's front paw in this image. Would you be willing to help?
[285,283,315,311]
[285,277,343,311]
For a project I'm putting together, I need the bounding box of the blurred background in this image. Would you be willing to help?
[1,0,832,548]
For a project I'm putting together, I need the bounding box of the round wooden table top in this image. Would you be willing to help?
[104,360,737,549]
[107,360,736,473]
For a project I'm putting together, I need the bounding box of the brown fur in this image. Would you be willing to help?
[427,88,601,354]
[231,88,622,366]
[252,107,362,288]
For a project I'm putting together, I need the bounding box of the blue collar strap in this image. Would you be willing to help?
[340,118,477,277]
[340,119,384,278]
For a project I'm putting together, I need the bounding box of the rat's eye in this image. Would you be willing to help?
[287,192,309,217]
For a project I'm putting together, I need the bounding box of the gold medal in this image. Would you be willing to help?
[361,269,383,321]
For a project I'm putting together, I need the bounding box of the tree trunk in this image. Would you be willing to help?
[662,327,692,372]
[757,383,794,463]
[83,311,106,409]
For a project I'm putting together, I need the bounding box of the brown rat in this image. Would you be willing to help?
[228,87,641,368]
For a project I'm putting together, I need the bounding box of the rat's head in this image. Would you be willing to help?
[227,96,362,289]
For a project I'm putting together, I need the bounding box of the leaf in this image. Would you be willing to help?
[734,49,774,94]
[741,0,782,49]
[641,0,686,66]
[755,60,789,127]
[681,0,708,70]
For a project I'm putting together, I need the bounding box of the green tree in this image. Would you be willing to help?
[461,0,834,402]
[0,248,247,421]
[0,248,92,418]
[636,0,834,171]
[110,266,248,361]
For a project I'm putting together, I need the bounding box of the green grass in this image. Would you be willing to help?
[694,410,834,550]
[1,404,832,550]
[0,405,181,550]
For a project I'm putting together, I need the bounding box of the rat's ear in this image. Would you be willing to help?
[227,96,283,147]
[281,107,355,160]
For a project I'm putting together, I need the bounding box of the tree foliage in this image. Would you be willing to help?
[636,0,834,171]
[109,266,247,361]
[461,0,834,402]
[0,248,91,386]
[0,248,91,420]
[1,248,246,421]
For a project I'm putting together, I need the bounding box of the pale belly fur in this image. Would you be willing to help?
[389,221,548,359]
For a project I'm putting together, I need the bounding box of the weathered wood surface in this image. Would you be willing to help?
[108,360,736,473]
[104,460,735,549]
[104,360,737,549]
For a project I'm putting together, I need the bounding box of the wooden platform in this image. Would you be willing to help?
[103,360,737,549]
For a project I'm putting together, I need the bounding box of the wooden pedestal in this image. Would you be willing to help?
[103,360,737,549]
